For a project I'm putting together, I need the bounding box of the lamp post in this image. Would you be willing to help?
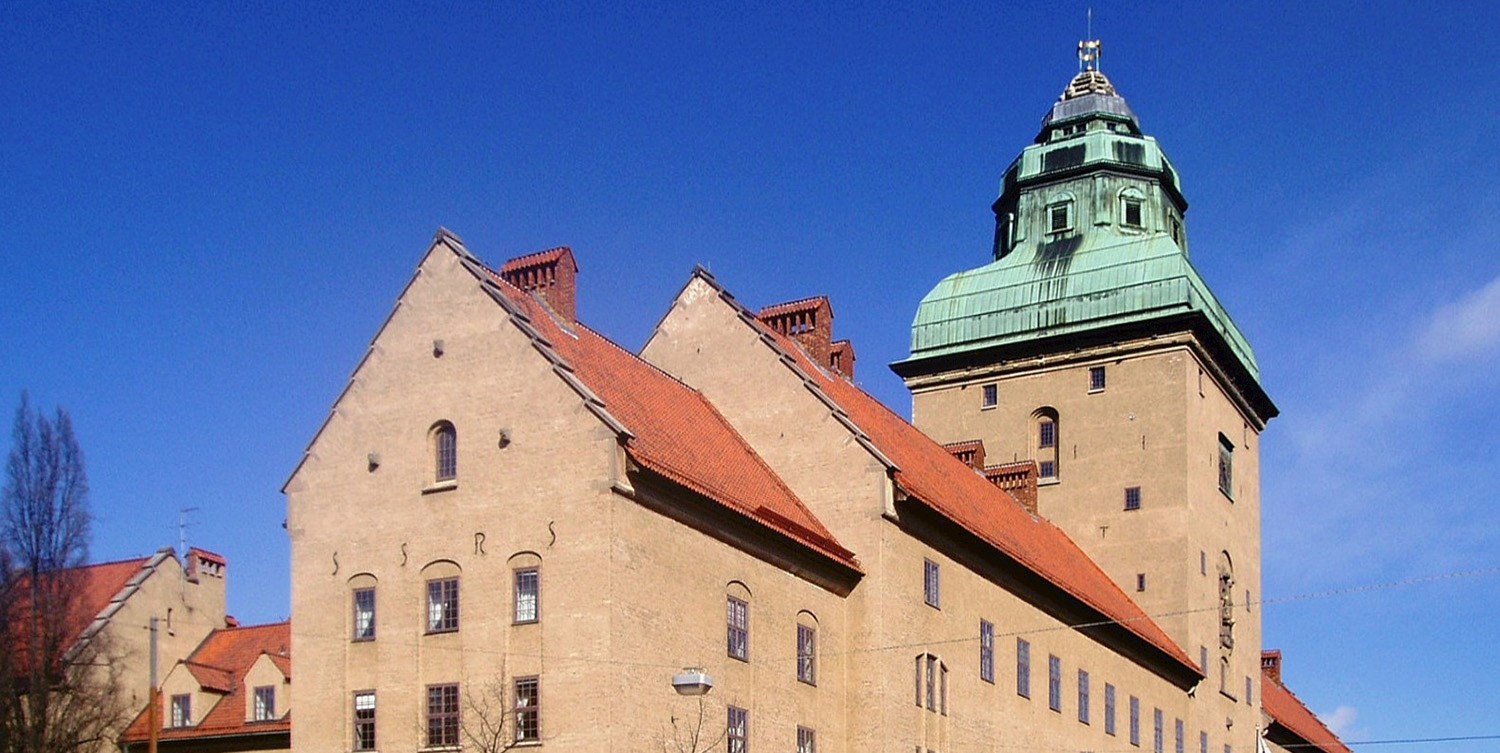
[672,667,714,696]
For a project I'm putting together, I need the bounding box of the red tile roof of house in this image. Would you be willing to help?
[708,271,1198,676]
[1262,671,1352,753]
[120,622,291,744]
[456,239,860,573]
[500,245,577,273]
[7,554,161,673]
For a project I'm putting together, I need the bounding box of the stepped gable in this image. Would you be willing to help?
[1261,669,1353,753]
[459,241,859,574]
[716,272,1196,676]
[120,622,292,744]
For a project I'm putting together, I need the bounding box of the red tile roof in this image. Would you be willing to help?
[460,244,860,573]
[188,547,227,566]
[120,622,292,744]
[724,276,1198,675]
[757,295,831,319]
[500,245,577,273]
[1262,671,1352,753]
[7,555,156,673]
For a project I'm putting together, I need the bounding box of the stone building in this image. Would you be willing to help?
[284,41,1348,753]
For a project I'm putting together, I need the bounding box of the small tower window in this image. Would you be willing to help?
[1049,201,1073,233]
[1034,408,1060,481]
[432,422,457,482]
[1123,197,1143,227]
[981,383,998,408]
[1089,366,1107,392]
[1124,486,1142,511]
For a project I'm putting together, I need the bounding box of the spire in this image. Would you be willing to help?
[1041,37,1136,132]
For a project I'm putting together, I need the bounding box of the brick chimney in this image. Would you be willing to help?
[1261,649,1283,684]
[186,547,227,583]
[986,460,1039,514]
[501,246,579,321]
[943,439,987,470]
[758,296,855,379]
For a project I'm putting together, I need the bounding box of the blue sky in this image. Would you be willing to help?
[3,2,1497,748]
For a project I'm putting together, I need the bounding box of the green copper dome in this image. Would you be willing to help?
[896,46,1263,386]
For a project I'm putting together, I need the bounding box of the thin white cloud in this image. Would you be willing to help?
[1320,705,1359,738]
[1417,274,1500,362]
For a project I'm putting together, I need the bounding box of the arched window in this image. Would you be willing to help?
[1119,187,1146,229]
[1033,408,1061,481]
[431,422,457,482]
[726,581,751,661]
[796,611,818,686]
[348,573,377,641]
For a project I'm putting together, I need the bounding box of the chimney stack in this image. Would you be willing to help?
[501,246,579,321]
[1261,649,1282,684]
[943,439,987,470]
[758,296,856,379]
[986,460,1040,514]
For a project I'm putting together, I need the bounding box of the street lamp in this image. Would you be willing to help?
[672,667,714,696]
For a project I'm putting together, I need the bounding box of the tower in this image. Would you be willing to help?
[892,40,1278,714]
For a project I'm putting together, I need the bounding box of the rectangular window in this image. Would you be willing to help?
[1246,676,1253,704]
[170,694,191,727]
[1123,198,1144,227]
[514,677,540,743]
[797,624,817,685]
[1104,683,1116,735]
[1218,435,1234,497]
[727,596,749,660]
[1129,696,1140,747]
[979,620,995,683]
[1039,421,1057,448]
[1049,202,1072,232]
[425,683,459,748]
[798,726,816,753]
[923,559,941,608]
[253,686,275,721]
[1154,708,1164,753]
[1016,638,1031,698]
[1078,670,1090,724]
[727,706,748,753]
[353,692,376,751]
[1039,460,1057,479]
[1048,655,1062,712]
[981,383,998,408]
[1176,718,1185,753]
[1124,486,1142,511]
[514,568,539,623]
[1090,366,1107,391]
[353,587,375,640]
[426,577,459,633]
[1137,573,1147,592]
[1201,731,1209,753]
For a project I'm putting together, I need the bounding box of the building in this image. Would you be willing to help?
[118,621,291,753]
[3,547,228,753]
[284,41,1348,753]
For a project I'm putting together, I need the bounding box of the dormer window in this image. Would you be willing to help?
[253,686,276,721]
[1122,197,1143,228]
[1048,201,1073,234]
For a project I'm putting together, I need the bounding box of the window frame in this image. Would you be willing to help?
[1124,486,1142,511]
[514,676,540,744]
[1048,654,1062,712]
[1078,669,1090,724]
[981,383,998,409]
[727,706,749,753]
[1122,195,1145,228]
[727,595,750,661]
[353,691,376,752]
[1016,638,1031,698]
[1048,200,1074,234]
[425,576,460,634]
[979,620,995,683]
[513,567,540,624]
[1218,434,1234,498]
[797,726,816,753]
[433,422,458,483]
[1176,718,1185,753]
[352,587,376,641]
[1129,695,1141,747]
[1154,708,1165,753]
[797,623,817,686]
[425,683,460,749]
[923,558,941,608]
[1089,365,1107,392]
[1104,683,1116,736]
[253,685,276,721]
[170,693,191,727]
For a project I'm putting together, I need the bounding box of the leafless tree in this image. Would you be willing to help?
[461,677,521,753]
[659,695,728,753]
[0,392,126,753]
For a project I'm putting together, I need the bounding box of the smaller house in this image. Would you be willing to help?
[119,621,290,753]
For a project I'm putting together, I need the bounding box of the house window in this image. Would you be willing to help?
[727,706,748,753]
[1104,683,1116,735]
[1217,434,1234,497]
[1078,670,1090,724]
[253,686,275,721]
[426,577,459,633]
[926,656,936,710]
[1016,638,1031,698]
[727,596,749,660]
[1136,573,1147,592]
[425,684,459,748]
[1035,409,1060,481]
[353,692,376,751]
[1039,420,1057,448]
[353,587,375,640]
[1201,731,1209,753]
[1049,201,1073,233]
[1200,646,1209,674]
[514,677,540,743]
[1154,709,1164,753]
[514,568,539,623]
[1172,217,1183,244]
[1124,486,1142,511]
[981,383,998,408]
[797,624,817,685]
[1089,366,1107,391]
[170,694,191,727]
[797,726,816,753]
[923,559,941,608]
[1048,655,1062,711]
[979,620,995,683]
[1123,196,1144,228]
[1176,718,1185,753]
[1129,696,1140,747]
[433,422,457,482]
